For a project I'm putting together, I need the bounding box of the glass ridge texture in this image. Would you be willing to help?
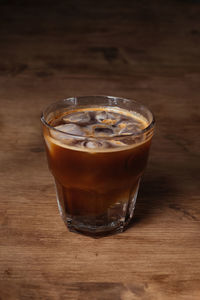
[41,96,155,237]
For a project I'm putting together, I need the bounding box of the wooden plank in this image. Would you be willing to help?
[0,0,200,299]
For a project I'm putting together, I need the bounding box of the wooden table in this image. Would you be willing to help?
[0,1,200,299]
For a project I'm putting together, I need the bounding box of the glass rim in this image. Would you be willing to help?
[41,95,155,138]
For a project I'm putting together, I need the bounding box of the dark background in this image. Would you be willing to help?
[1,0,200,84]
[0,1,200,299]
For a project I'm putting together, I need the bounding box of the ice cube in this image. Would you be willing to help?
[109,139,127,147]
[63,111,91,125]
[84,124,114,137]
[81,140,106,149]
[94,126,114,136]
[95,111,121,124]
[95,111,107,122]
[50,124,84,140]
[118,121,141,135]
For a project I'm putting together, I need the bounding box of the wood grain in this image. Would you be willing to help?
[0,0,200,299]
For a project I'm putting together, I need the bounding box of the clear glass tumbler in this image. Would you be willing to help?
[41,96,155,236]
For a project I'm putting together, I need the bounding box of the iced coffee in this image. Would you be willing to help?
[41,96,154,236]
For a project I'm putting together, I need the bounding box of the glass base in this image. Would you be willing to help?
[64,214,133,238]
[55,179,140,237]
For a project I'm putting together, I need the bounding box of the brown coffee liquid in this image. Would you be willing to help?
[43,107,152,217]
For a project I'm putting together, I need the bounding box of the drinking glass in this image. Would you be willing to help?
[41,96,155,236]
